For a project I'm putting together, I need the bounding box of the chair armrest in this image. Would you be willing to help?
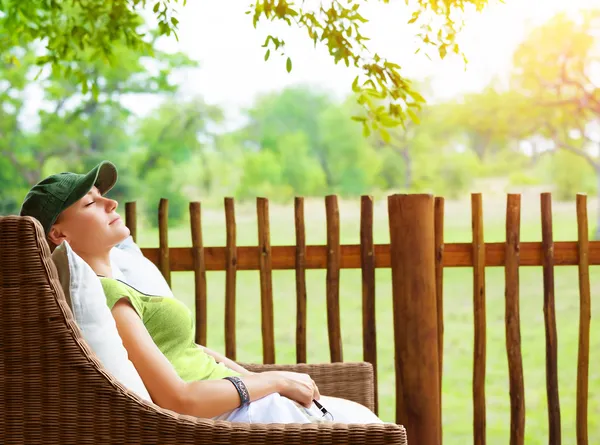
[201,420,407,445]
[240,362,375,412]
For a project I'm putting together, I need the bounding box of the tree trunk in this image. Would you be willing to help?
[316,152,334,189]
[199,150,212,194]
[470,133,488,161]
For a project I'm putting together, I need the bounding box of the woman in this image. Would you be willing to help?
[19,161,383,424]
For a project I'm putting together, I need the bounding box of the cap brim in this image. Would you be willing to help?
[62,161,118,211]
[93,161,118,195]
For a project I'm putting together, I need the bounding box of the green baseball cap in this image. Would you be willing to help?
[20,161,118,235]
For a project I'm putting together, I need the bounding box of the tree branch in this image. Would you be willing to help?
[558,141,599,169]
[537,55,600,114]
[546,122,599,170]
[64,99,99,125]
[54,97,67,115]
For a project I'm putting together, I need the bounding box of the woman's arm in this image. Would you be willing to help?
[111,299,317,418]
[198,345,254,375]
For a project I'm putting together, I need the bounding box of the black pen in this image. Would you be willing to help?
[312,399,332,419]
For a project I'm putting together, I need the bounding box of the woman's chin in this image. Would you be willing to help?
[113,225,131,243]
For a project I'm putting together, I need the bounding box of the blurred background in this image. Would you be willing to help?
[2,0,599,231]
[1,1,599,442]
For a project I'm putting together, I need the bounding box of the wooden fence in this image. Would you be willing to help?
[124,193,595,445]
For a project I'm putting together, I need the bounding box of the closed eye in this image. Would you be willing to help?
[85,201,95,207]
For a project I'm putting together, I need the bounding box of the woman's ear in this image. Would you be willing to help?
[48,224,67,247]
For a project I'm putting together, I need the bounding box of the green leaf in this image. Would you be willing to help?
[351,75,360,92]
[407,109,420,124]
[91,82,100,100]
[439,45,447,59]
[355,13,368,23]
[409,90,426,103]
[380,128,391,143]
[384,61,401,70]
[153,2,160,13]
[171,17,179,26]
[286,57,292,73]
[362,123,371,137]
[33,67,44,81]
[265,49,270,61]
[408,11,421,25]
[351,115,367,122]
[380,114,402,127]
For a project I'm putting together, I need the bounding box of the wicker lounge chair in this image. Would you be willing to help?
[0,215,407,445]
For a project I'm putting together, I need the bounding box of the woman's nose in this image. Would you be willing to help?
[106,198,118,212]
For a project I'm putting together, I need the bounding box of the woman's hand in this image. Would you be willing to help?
[269,371,321,408]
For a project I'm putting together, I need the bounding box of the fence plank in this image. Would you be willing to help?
[472,193,487,445]
[360,195,377,414]
[125,202,137,243]
[190,202,207,347]
[257,198,275,364]
[139,240,600,271]
[325,195,343,363]
[388,194,441,444]
[541,193,561,445]
[158,198,171,286]
[294,197,307,364]
[576,194,591,445]
[434,196,445,410]
[224,197,237,360]
[505,194,525,445]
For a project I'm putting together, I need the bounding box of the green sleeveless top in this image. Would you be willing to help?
[99,277,240,382]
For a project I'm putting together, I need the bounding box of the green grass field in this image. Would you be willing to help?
[133,189,599,444]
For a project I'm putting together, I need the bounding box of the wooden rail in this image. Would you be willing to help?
[123,192,595,445]
[136,241,600,271]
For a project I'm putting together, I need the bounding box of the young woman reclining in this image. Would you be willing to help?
[19,160,383,425]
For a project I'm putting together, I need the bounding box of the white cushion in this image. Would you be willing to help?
[52,241,152,402]
[110,236,174,298]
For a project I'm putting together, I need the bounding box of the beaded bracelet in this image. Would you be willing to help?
[223,376,250,407]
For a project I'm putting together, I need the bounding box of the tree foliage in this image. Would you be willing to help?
[5,4,600,234]
[0,33,198,215]
[0,0,490,138]
[512,9,600,166]
[510,8,600,235]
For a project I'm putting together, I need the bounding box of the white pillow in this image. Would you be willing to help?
[110,236,174,298]
[51,241,152,402]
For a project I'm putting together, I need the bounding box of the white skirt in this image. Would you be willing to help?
[213,393,383,424]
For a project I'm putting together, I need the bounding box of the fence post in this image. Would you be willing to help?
[388,193,441,445]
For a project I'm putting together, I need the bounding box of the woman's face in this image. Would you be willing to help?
[49,186,130,255]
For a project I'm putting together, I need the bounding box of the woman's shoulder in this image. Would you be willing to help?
[98,277,167,300]
[98,276,131,297]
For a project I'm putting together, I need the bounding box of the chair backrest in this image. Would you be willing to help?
[0,216,212,444]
